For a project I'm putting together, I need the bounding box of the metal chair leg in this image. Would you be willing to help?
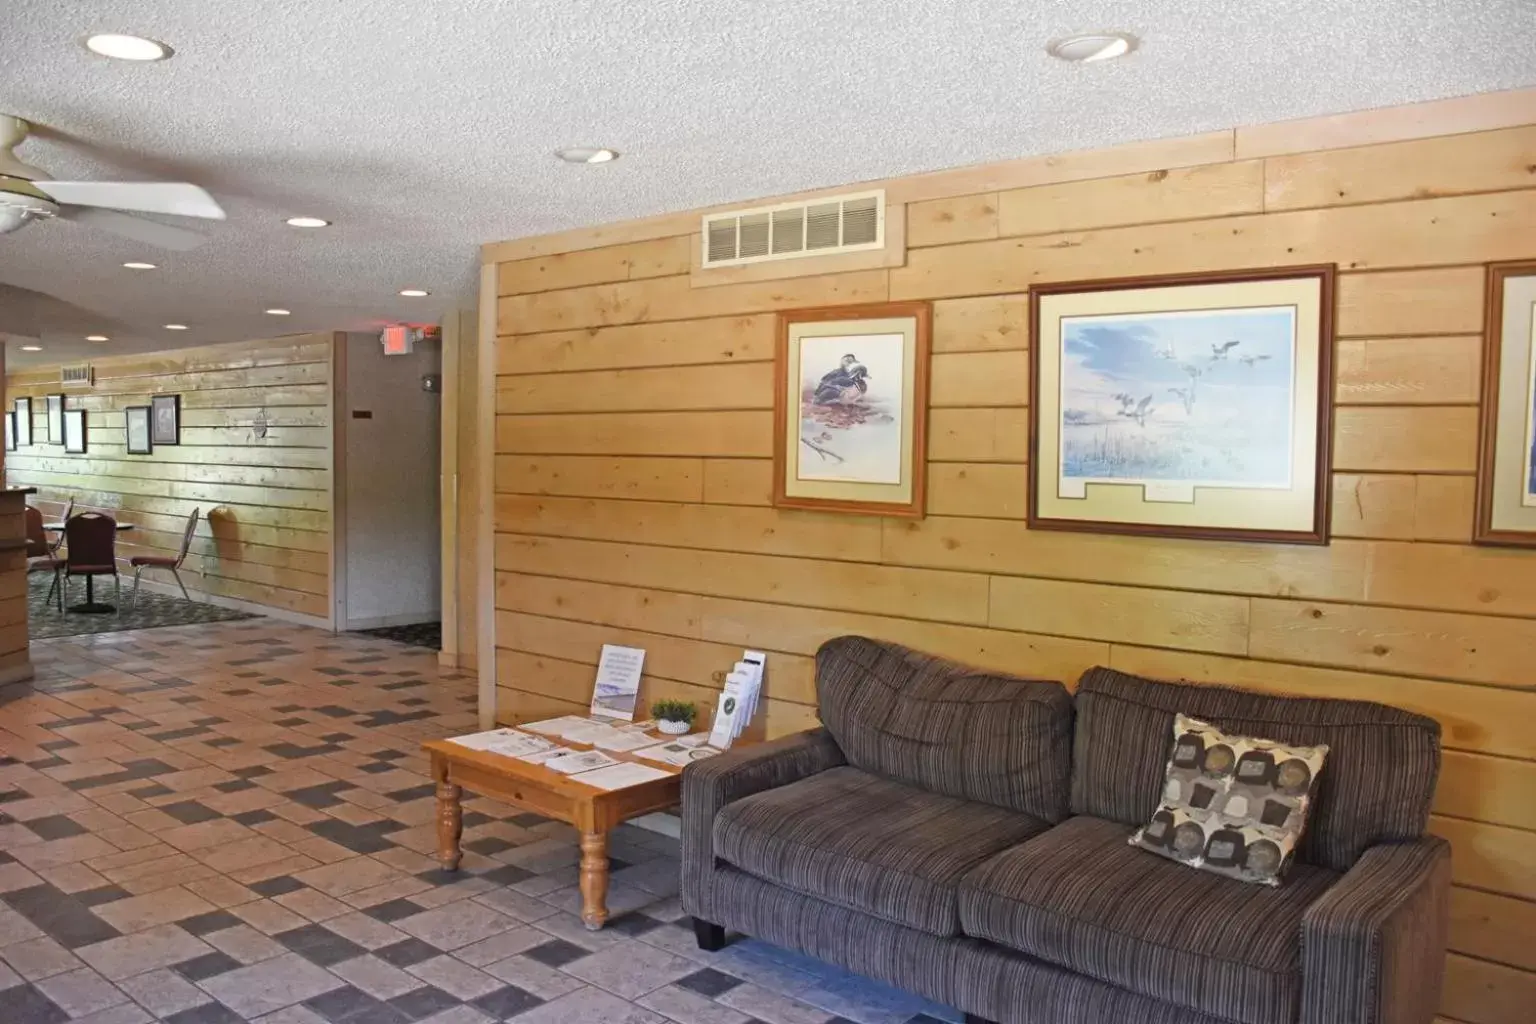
[132,567,143,608]
[172,568,189,601]
[114,575,121,615]
[45,570,59,611]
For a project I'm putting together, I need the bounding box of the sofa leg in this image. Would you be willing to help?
[692,918,727,951]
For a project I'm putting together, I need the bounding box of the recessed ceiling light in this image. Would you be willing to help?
[122,261,157,270]
[85,33,172,62]
[265,308,291,316]
[285,216,329,228]
[399,288,429,297]
[164,323,189,330]
[20,345,42,352]
[86,335,109,342]
[1046,32,1137,63]
[555,147,619,164]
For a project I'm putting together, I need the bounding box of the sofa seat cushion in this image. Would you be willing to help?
[957,816,1339,1024]
[715,765,1050,937]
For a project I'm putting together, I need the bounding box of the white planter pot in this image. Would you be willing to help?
[657,718,691,735]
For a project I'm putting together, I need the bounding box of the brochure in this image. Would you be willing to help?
[574,762,672,790]
[446,728,527,751]
[516,746,570,764]
[637,740,723,767]
[590,644,645,720]
[543,749,621,775]
[483,732,554,759]
[521,715,597,737]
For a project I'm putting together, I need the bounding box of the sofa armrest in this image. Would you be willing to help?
[679,727,845,921]
[1300,836,1451,1024]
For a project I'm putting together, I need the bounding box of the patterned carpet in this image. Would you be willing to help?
[0,621,962,1023]
[27,571,258,641]
[354,623,442,652]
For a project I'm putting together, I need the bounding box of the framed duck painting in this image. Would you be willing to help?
[1475,260,1536,546]
[773,302,931,517]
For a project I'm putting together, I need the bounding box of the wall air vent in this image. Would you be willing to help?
[702,190,885,268]
[60,364,93,387]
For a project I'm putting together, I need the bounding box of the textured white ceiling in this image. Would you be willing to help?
[2,0,1534,368]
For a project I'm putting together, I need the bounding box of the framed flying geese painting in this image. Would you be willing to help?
[1474,260,1536,546]
[1029,266,1336,544]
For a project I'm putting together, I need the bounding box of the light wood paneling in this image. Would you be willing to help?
[6,335,334,620]
[995,160,1265,238]
[498,315,775,375]
[488,114,1536,1022]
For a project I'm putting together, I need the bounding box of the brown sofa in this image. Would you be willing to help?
[680,636,1448,1024]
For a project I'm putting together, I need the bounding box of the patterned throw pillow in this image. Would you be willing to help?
[1129,713,1329,886]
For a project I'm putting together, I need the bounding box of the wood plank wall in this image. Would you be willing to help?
[4,334,336,621]
[488,98,1536,1024]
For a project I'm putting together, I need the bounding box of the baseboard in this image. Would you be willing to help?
[130,577,332,631]
[345,612,440,631]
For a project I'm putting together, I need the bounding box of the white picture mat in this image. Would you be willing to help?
[1490,275,1536,531]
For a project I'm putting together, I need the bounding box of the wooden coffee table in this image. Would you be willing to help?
[422,729,689,930]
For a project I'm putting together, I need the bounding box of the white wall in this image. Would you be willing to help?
[343,331,441,628]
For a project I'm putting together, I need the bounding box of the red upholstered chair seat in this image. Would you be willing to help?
[67,563,117,574]
[130,555,179,568]
[29,556,64,572]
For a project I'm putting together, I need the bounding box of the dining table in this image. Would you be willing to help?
[44,521,136,614]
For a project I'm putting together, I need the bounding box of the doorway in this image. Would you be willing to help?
[332,330,443,647]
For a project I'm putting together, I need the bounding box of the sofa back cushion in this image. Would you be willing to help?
[815,636,1073,821]
[1071,666,1440,871]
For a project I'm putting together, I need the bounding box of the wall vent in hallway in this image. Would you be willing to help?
[60,364,93,387]
[702,189,884,268]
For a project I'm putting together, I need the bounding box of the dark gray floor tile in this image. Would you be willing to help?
[305,984,381,1021]
[232,765,275,779]
[249,875,306,897]
[476,865,534,887]
[284,782,358,809]
[361,899,425,924]
[212,778,256,792]
[276,923,369,967]
[23,815,87,841]
[160,801,222,825]
[232,808,278,827]
[9,984,71,1024]
[75,884,133,908]
[522,939,588,969]
[676,967,745,998]
[164,1001,250,1024]
[471,985,542,1020]
[306,819,396,854]
[179,909,244,936]
[388,985,462,1021]
[1,883,121,949]
[373,938,439,969]
[463,837,515,857]
[172,950,245,982]
[383,784,435,803]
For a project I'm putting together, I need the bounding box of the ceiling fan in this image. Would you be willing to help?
[0,114,224,251]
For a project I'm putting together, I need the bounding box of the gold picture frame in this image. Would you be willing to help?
[774,302,931,517]
[1030,265,1336,544]
[1474,260,1536,546]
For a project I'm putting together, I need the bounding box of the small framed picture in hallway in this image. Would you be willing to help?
[46,394,64,444]
[12,397,30,448]
[151,393,181,445]
[126,405,153,455]
[62,408,87,454]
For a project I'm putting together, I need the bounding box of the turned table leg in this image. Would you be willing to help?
[432,757,463,871]
[579,829,610,930]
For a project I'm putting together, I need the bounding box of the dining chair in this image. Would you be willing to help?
[63,512,119,612]
[25,505,65,611]
[130,507,200,605]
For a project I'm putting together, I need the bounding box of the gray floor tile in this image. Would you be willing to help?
[395,903,516,952]
[118,967,216,1017]
[34,965,130,1017]
[75,923,213,981]
[638,983,755,1024]
[561,940,701,1000]
[198,952,346,1018]
[501,984,665,1024]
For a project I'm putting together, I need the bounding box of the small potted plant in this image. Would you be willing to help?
[651,699,697,735]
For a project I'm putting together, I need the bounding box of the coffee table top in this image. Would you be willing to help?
[422,719,709,799]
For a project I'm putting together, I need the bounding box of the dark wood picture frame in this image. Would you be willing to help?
[46,394,64,445]
[151,394,181,445]
[62,408,87,455]
[773,301,931,518]
[1473,259,1536,547]
[12,397,30,448]
[1028,264,1336,545]
[125,406,154,455]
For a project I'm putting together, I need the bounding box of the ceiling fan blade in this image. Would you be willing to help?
[59,206,208,251]
[33,181,225,220]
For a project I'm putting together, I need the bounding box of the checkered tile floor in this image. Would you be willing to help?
[0,621,960,1024]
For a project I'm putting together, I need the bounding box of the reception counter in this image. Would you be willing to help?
[0,487,35,685]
